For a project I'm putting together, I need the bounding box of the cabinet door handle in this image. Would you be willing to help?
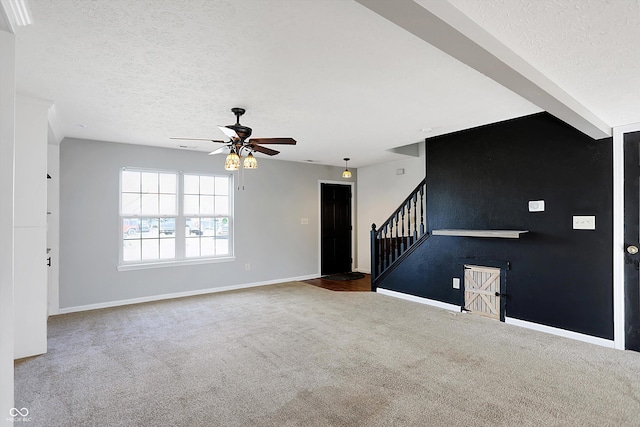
[47,257,51,267]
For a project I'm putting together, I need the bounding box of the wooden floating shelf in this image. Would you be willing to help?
[432,229,529,239]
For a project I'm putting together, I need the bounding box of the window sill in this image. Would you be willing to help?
[117,256,236,271]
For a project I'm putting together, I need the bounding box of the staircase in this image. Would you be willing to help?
[370,179,429,290]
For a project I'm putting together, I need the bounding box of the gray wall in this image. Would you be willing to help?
[60,138,355,309]
[356,144,425,273]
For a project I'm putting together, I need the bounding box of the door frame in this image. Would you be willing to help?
[318,180,355,276]
[614,122,640,350]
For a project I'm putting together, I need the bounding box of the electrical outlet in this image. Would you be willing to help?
[452,278,460,289]
[245,263,250,270]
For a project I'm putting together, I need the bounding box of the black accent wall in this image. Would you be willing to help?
[380,113,613,339]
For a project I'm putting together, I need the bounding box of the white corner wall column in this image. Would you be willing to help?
[0,14,16,423]
[14,96,51,359]
[46,106,63,316]
[47,143,60,315]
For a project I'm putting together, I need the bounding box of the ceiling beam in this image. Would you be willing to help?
[355,0,611,139]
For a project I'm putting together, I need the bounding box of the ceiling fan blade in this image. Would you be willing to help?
[249,137,296,145]
[218,125,239,140]
[208,146,228,156]
[170,137,227,143]
[250,144,280,156]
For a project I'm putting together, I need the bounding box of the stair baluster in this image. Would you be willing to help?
[419,185,425,236]
[370,178,428,288]
[412,192,418,241]
[394,213,399,260]
[406,201,411,248]
[400,207,406,253]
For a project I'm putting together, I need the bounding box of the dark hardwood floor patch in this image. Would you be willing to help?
[303,274,371,292]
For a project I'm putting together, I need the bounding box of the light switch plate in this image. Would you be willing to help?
[452,278,460,289]
[573,215,596,230]
[529,200,545,212]
[301,218,309,225]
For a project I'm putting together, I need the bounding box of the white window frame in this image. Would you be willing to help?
[118,168,234,271]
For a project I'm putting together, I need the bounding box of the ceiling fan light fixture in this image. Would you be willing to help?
[342,157,352,178]
[243,152,258,169]
[224,149,240,171]
[172,107,297,179]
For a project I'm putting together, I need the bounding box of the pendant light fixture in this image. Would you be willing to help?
[224,147,240,171]
[224,146,259,171]
[342,158,352,178]
[243,152,258,169]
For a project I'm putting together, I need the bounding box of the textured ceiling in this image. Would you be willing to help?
[14,0,639,167]
[448,0,640,127]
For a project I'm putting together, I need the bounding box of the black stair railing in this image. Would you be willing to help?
[370,178,428,288]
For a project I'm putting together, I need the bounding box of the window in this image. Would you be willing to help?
[120,169,232,267]
[183,174,231,258]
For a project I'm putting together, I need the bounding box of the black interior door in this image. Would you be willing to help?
[321,183,352,275]
[624,130,640,351]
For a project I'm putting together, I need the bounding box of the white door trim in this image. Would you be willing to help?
[613,122,640,350]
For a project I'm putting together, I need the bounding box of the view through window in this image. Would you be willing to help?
[120,169,232,264]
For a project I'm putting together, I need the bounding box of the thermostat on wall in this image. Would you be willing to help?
[528,200,545,212]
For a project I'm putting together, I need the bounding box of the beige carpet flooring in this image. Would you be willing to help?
[14,282,640,426]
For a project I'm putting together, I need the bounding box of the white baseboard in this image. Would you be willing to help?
[376,288,460,312]
[376,288,615,349]
[56,274,318,315]
[505,317,615,349]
